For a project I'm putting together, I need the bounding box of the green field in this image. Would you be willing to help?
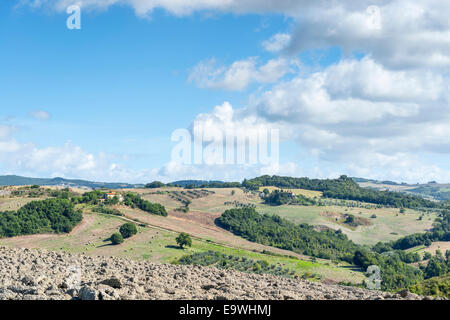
[253,203,436,245]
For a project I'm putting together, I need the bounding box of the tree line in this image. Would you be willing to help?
[0,198,82,238]
[262,189,317,206]
[244,175,438,209]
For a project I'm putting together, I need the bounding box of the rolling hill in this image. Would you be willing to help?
[0,175,142,189]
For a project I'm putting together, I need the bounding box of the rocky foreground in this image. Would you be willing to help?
[0,246,435,300]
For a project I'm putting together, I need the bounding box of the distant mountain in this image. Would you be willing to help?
[0,175,143,189]
[351,177,402,185]
[352,177,450,201]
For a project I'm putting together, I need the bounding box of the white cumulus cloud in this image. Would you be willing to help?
[188,57,297,91]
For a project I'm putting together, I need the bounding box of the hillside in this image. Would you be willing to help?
[354,178,450,201]
[169,180,224,187]
[0,175,142,189]
[1,182,448,298]
[0,246,431,300]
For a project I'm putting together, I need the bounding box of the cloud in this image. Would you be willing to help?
[156,160,302,182]
[262,33,291,53]
[285,1,450,70]
[187,57,450,183]
[0,125,147,182]
[0,121,286,183]
[188,57,297,91]
[16,0,450,182]
[0,125,14,140]
[29,110,51,120]
[18,0,316,16]
[24,1,448,70]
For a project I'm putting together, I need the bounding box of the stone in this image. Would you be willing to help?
[100,277,122,289]
[78,286,98,301]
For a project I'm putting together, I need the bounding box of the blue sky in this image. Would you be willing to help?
[1,1,449,183]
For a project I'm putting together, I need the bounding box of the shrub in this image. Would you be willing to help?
[119,223,138,239]
[92,205,122,216]
[111,233,124,245]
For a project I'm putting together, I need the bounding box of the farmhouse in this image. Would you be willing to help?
[104,191,123,202]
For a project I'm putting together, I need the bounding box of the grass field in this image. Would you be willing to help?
[254,203,436,245]
[0,197,48,211]
[407,242,450,257]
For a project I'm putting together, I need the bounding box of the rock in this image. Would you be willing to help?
[66,288,79,298]
[201,284,215,291]
[78,286,98,301]
[0,246,438,301]
[100,277,122,289]
[97,285,120,300]
[0,289,17,300]
[396,289,417,299]
[164,288,176,295]
[46,289,61,296]
[23,294,48,300]
[21,276,36,286]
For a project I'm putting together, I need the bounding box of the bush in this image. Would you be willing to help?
[92,205,122,216]
[119,223,138,239]
[111,233,124,245]
[176,232,192,248]
[410,274,450,299]
[424,252,432,260]
[177,251,296,278]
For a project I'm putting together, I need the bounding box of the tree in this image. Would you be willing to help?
[119,223,138,239]
[111,233,124,245]
[424,256,447,278]
[145,181,165,188]
[423,252,433,261]
[176,232,192,249]
[345,214,355,224]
